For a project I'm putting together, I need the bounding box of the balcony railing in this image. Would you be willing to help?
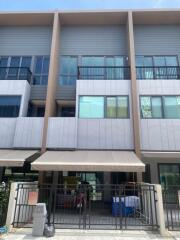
[78,66,131,80]
[0,67,32,83]
[136,66,180,80]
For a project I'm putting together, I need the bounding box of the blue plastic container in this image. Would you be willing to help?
[112,199,134,217]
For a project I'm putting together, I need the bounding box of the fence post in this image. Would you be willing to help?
[154,184,169,236]
[6,182,18,230]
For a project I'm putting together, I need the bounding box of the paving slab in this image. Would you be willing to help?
[1,228,180,240]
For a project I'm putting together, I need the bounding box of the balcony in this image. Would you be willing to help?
[78,66,130,80]
[136,66,180,80]
[0,67,32,84]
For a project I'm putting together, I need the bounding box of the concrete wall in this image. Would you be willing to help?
[0,80,31,117]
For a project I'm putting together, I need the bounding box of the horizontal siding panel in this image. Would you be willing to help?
[134,25,180,59]
[56,86,76,100]
[0,26,52,55]
[30,86,47,100]
[60,25,127,55]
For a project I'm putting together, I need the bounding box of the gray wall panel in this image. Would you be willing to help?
[56,86,76,100]
[60,25,127,55]
[134,25,180,60]
[0,26,52,55]
[30,86,47,100]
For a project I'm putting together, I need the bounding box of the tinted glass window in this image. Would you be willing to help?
[0,96,21,117]
[117,96,128,118]
[106,97,116,118]
[79,96,104,118]
[151,97,163,118]
[60,56,78,85]
[33,56,50,85]
[164,96,180,118]
[140,97,152,118]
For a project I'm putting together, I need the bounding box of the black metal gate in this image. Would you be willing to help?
[163,185,180,231]
[13,183,158,231]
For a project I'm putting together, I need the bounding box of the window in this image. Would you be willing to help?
[0,96,21,117]
[27,104,45,117]
[136,56,178,79]
[163,96,180,118]
[106,96,129,118]
[79,96,129,119]
[79,96,104,118]
[59,56,78,85]
[33,56,50,85]
[140,95,180,119]
[0,56,32,80]
[140,96,163,118]
[159,164,180,187]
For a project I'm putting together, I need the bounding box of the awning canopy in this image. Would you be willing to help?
[0,150,38,167]
[31,151,145,172]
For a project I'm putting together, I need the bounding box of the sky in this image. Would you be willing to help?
[0,0,180,11]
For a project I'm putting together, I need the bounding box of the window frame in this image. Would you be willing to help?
[78,95,129,119]
[140,95,180,119]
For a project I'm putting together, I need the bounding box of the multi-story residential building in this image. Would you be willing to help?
[0,10,180,189]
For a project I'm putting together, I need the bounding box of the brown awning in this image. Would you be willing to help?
[31,151,145,172]
[0,150,38,167]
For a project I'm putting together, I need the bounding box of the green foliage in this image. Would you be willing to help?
[0,186,10,227]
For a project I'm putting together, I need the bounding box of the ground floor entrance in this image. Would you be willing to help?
[13,182,158,231]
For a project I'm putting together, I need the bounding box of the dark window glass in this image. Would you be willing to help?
[60,56,78,85]
[33,56,49,85]
[61,107,75,117]
[19,57,32,80]
[0,96,21,117]
[8,57,21,80]
[106,97,116,118]
[0,57,8,79]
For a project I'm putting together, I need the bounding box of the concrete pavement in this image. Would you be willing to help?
[1,229,180,240]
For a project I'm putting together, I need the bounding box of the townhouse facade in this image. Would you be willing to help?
[0,10,179,188]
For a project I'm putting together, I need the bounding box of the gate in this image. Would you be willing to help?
[163,185,180,231]
[13,183,158,230]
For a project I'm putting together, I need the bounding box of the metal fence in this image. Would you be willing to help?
[0,67,32,83]
[0,184,10,227]
[136,66,180,80]
[13,183,158,231]
[78,66,131,80]
[163,185,180,231]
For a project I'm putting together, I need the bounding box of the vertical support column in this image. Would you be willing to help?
[127,11,142,182]
[41,12,60,154]
[154,184,169,236]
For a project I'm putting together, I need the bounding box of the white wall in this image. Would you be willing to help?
[47,117,77,149]
[141,119,180,151]
[77,119,133,149]
[138,80,180,151]
[13,117,44,148]
[0,118,16,148]
[76,80,134,149]
[138,79,180,95]
[0,80,31,117]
